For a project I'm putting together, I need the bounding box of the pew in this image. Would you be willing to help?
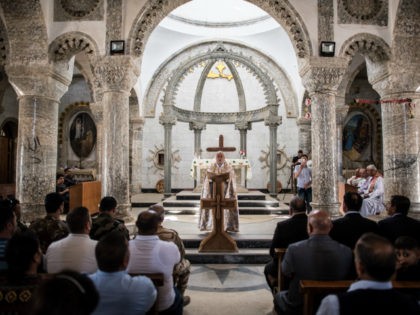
[300,280,420,315]
[274,248,287,293]
[129,273,164,315]
[0,282,39,315]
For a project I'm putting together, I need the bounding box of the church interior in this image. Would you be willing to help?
[0,0,419,314]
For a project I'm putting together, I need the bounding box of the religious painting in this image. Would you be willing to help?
[343,113,371,161]
[69,113,97,158]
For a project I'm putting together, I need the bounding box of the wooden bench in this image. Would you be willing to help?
[0,283,39,315]
[274,248,287,293]
[300,280,420,315]
[129,273,164,315]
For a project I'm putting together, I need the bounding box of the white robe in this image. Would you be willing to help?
[360,176,385,216]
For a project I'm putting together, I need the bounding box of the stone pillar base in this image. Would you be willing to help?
[310,202,340,216]
[22,203,45,223]
[409,202,420,219]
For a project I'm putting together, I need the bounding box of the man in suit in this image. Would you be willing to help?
[317,233,419,315]
[378,195,420,244]
[264,197,308,292]
[274,210,353,315]
[330,192,379,249]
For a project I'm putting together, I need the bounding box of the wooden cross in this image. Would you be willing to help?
[198,172,238,252]
[206,135,236,152]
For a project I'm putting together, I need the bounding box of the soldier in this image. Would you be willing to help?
[29,192,69,254]
[149,204,191,306]
[90,196,130,241]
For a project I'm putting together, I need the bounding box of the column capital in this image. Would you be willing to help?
[159,114,177,126]
[235,120,251,131]
[300,57,348,93]
[92,55,140,92]
[189,121,206,131]
[6,64,70,101]
[264,115,282,127]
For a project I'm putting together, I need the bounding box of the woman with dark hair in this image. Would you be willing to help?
[5,230,43,284]
[32,270,99,315]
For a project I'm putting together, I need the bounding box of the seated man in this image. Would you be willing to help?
[394,236,420,281]
[199,151,239,232]
[90,196,130,241]
[317,233,420,315]
[379,195,420,244]
[127,210,183,315]
[28,192,69,254]
[274,210,353,315]
[360,164,385,216]
[330,192,379,249]
[264,197,308,293]
[46,206,97,274]
[89,231,157,315]
[346,168,366,188]
[150,204,191,306]
[0,201,17,272]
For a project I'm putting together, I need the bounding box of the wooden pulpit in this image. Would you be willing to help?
[198,172,238,252]
[69,181,101,215]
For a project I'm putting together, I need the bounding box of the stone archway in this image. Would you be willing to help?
[127,0,312,60]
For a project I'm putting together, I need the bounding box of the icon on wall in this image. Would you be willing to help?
[69,112,97,158]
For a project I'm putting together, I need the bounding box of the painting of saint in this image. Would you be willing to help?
[69,113,97,158]
[343,114,371,161]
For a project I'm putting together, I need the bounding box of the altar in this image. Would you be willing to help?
[190,158,252,192]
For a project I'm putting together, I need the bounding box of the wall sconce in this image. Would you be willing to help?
[110,40,125,55]
[320,41,335,57]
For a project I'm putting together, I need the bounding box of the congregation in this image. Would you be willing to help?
[0,188,419,314]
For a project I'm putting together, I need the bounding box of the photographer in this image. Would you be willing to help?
[294,154,312,213]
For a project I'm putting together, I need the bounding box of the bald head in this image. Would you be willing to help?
[308,210,332,235]
[149,204,165,223]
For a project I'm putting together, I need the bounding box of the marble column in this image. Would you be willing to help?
[235,121,251,154]
[189,122,206,188]
[130,117,144,195]
[297,117,311,154]
[380,96,420,214]
[160,114,177,197]
[265,115,282,198]
[89,101,104,182]
[92,56,139,219]
[6,66,70,221]
[335,104,349,180]
[300,57,347,215]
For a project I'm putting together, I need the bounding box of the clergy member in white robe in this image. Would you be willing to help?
[360,164,385,216]
[199,151,239,232]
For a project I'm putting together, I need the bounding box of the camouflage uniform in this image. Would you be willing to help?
[29,215,69,253]
[90,212,130,241]
[157,226,191,295]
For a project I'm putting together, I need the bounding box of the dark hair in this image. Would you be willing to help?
[298,150,303,153]
[343,192,363,212]
[99,196,117,212]
[0,201,15,231]
[395,236,419,250]
[6,195,19,209]
[66,207,90,233]
[301,154,308,159]
[135,210,159,234]
[290,197,306,213]
[96,231,127,272]
[355,233,396,281]
[391,195,411,215]
[44,193,63,214]
[32,270,99,315]
[149,204,165,222]
[5,230,40,282]
[56,174,64,180]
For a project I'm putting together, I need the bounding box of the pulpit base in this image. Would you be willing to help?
[198,230,238,252]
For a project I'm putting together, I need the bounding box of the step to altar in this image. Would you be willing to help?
[185,248,271,264]
[157,190,288,215]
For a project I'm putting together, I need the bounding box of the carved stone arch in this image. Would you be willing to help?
[337,57,366,100]
[127,0,312,59]
[0,16,9,67]
[163,47,278,110]
[143,40,297,118]
[193,59,246,112]
[49,32,99,62]
[339,33,391,63]
[0,1,48,64]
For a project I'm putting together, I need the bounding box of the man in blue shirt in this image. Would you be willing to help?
[0,200,17,272]
[89,231,157,315]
